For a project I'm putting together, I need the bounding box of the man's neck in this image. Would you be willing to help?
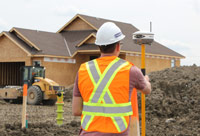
[100,53,118,57]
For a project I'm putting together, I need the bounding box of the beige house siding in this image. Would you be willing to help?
[64,17,94,31]
[125,54,180,73]
[31,57,44,66]
[41,54,89,86]
[176,59,180,67]
[0,35,31,65]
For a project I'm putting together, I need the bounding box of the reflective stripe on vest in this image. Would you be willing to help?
[81,58,133,132]
[83,102,132,115]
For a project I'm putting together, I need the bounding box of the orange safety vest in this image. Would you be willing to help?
[78,56,133,133]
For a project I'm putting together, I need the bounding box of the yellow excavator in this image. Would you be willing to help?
[0,66,64,105]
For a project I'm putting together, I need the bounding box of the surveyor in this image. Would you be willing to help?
[72,22,151,136]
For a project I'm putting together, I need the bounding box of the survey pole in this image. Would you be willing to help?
[133,31,154,136]
[141,44,146,136]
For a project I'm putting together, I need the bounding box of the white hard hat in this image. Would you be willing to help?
[95,22,125,46]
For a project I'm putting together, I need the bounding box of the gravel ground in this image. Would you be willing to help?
[0,65,199,136]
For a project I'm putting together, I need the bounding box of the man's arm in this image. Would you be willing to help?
[130,66,151,94]
[140,75,151,94]
[72,73,83,116]
[72,96,83,116]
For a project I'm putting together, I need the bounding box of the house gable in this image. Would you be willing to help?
[85,36,95,44]
[76,33,96,47]
[10,28,41,51]
[0,33,29,62]
[57,15,97,33]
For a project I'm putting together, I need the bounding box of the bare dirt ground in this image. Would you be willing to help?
[0,87,81,136]
[0,65,199,136]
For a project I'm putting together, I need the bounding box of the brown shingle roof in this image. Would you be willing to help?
[3,14,184,58]
[61,30,96,55]
[7,27,97,57]
[78,14,184,58]
[12,28,70,56]
[4,31,37,54]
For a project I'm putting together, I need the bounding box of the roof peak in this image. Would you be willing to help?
[11,27,56,34]
[77,13,133,26]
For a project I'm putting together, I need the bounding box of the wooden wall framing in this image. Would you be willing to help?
[0,62,25,86]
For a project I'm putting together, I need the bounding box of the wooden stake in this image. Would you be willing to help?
[21,84,28,129]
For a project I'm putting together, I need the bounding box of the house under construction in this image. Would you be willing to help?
[0,14,184,87]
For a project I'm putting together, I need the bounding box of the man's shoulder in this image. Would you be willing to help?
[130,65,142,75]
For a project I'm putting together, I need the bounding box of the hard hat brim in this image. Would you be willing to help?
[95,34,125,46]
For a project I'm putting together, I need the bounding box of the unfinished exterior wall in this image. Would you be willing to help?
[64,17,94,31]
[125,54,179,73]
[175,59,180,67]
[0,35,32,86]
[41,54,89,87]
[0,62,25,86]
[0,35,31,65]
[32,57,44,66]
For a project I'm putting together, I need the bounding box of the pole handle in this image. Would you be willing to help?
[141,69,146,76]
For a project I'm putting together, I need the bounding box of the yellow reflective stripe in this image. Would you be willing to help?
[97,58,120,103]
[87,60,101,103]
[93,60,101,77]
[86,62,96,91]
[86,62,98,102]
[81,114,86,125]
[98,62,129,103]
[102,98,106,104]
[111,117,121,132]
[85,115,94,130]
[88,58,120,102]
[94,59,115,104]
[107,89,115,104]
[94,58,120,102]
[82,111,133,117]
[83,101,132,107]
[121,116,128,128]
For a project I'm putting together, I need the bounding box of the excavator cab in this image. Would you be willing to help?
[21,66,45,87]
[20,66,62,105]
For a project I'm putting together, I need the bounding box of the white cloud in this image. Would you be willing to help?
[191,0,200,16]
[0,18,9,31]
[157,38,200,66]
[53,5,89,17]
[157,39,190,52]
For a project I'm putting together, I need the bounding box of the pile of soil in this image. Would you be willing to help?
[146,65,200,135]
[0,65,199,136]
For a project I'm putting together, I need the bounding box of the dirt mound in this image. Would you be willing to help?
[145,65,200,135]
[0,66,199,136]
[63,85,73,102]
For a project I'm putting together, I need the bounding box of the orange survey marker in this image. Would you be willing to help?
[23,84,28,96]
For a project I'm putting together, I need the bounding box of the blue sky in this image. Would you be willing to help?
[0,0,200,66]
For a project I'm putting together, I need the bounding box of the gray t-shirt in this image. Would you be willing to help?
[73,64,146,136]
